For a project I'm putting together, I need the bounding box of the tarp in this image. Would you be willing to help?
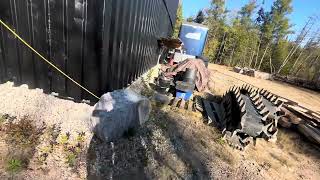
[164,58,210,92]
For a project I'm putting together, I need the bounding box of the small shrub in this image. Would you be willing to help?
[58,132,70,145]
[37,153,49,164]
[40,145,53,154]
[65,153,77,167]
[6,158,22,173]
[76,132,86,143]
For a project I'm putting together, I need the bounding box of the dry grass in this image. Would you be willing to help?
[208,64,320,112]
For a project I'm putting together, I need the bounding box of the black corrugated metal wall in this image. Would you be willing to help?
[0,0,179,103]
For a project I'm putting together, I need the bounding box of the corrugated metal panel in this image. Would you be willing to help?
[0,0,178,103]
[164,0,179,27]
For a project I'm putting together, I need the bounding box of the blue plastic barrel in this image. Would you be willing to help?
[176,90,193,101]
[179,22,209,57]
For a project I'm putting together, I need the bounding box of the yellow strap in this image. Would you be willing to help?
[0,19,100,100]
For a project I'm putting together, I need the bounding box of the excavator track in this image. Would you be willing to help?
[201,84,320,149]
[202,84,281,150]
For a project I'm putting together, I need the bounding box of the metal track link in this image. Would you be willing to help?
[222,84,282,149]
[200,84,286,150]
[241,85,280,141]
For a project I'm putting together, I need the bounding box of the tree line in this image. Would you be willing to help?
[174,0,320,82]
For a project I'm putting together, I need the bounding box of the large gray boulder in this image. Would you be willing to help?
[89,89,151,142]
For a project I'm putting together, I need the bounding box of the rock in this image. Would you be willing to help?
[89,89,151,142]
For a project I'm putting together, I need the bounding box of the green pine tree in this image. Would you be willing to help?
[173,4,183,38]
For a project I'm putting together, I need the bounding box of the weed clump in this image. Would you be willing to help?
[37,124,61,165]
[0,114,6,124]
[58,132,86,168]
[216,137,226,145]
[6,158,22,173]
[0,115,45,174]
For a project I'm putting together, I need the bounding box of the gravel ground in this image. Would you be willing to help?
[0,81,94,179]
[0,82,93,133]
[0,67,319,180]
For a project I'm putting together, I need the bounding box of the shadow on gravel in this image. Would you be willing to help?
[86,106,210,180]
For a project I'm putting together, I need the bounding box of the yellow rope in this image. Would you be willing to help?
[0,19,100,100]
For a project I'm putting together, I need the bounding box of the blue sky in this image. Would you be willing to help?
[182,0,320,39]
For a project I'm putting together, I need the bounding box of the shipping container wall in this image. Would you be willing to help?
[0,0,179,103]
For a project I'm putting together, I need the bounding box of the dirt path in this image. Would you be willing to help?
[208,64,320,112]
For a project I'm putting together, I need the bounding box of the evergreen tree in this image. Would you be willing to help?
[227,0,258,67]
[194,10,205,24]
[203,0,227,62]
[261,0,293,72]
[184,0,318,81]
[186,16,194,22]
[173,4,183,38]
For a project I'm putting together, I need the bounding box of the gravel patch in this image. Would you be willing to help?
[0,82,93,134]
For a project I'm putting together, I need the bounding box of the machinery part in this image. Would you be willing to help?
[203,84,320,149]
[219,86,251,150]
[183,68,198,84]
[254,86,320,146]
[220,86,246,133]
[258,89,284,106]
[158,76,172,88]
[216,85,281,149]
[195,96,204,112]
[203,99,224,129]
[242,85,280,140]
[224,130,253,151]
[175,81,196,92]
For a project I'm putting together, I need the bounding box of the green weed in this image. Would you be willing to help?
[0,114,6,124]
[6,158,22,173]
[65,153,77,167]
[59,132,86,168]
[216,137,226,145]
[58,132,70,145]
[76,132,86,143]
